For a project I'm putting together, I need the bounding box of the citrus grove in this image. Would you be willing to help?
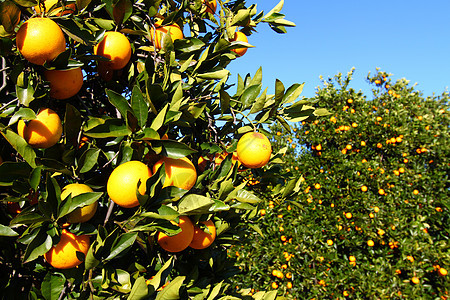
[0,0,331,298]
[229,70,449,298]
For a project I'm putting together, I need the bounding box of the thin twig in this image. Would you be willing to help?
[103,200,115,225]
[0,98,18,112]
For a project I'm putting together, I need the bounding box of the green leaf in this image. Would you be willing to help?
[219,88,231,114]
[197,68,230,80]
[282,83,304,104]
[140,205,179,221]
[240,84,261,108]
[23,227,52,263]
[263,0,285,19]
[77,148,101,174]
[8,107,35,126]
[0,224,19,236]
[10,210,48,225]
[58,192,103,220]
[131,85,149,128]
[112,0,132,25]
[104,232,138,261]
[235,189,261,204]
[0,161,32,186]
[174,37,205,53]
[127,276,149,300]
[41,272,66,300]
[106,89,134,120]
[84,118,132,138]
[148,140,197,159]
[178,194,215,215]
[56,19,98,46]
[0,126,36,168]
[64,104,82,147]
[146,257,174,294]
[249,87,268,114]
[150,103,168,131]
[155,276,185,300]
[16,77,35,106]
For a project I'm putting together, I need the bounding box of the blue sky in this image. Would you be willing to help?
[227,0,450,98]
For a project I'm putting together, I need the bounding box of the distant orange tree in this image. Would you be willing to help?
[231,69,449,299]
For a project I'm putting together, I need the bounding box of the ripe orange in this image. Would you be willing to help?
[367,240,374,247]
[326,239,333,246]
[157,216,194,252]
[361,185,368,192]
[16,17,66,66]
[107,161,152,208]
[411,277,419,284]
[378,189,385,195]
[203,0,217,14]
[230,31,248,57]
[44,229,90,269]
[61,183,98,223]
[189,219,216,249]
[17,108,62,149]
[438,268,448,276]
[35,0,76,16]
[44,67,83,99]
[286,282,293,289]
[94,31,131,70]
[345,212,352,219]
[271,282,278,289]
[314,183,321,189]
[150,22,184,51]
[152,156,197,190]
[236,132,272,169]
[413,189,419,195]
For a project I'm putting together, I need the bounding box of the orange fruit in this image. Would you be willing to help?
[61,183,98,223]
[345,212,352,219]
[16,17,66,65]
[438,268,448,276]
[157,216,194,252]
[189,219,216,249]
[44,67,83,99]
[203,0,217,14]
[286,282,293,289]
[411,277,419,284]
[230,31,248,57]
[361,185,368,192]
[107,161,152,208]
[367,240,374,247]
[150,22,184,51]
[44,229,90,269]
[17,108,62,149]
[314,183,321,189]
[152,156,197,190]
[326,239,333,246]
[94,31,131,70]
[236,132,272,169]
[271,282,278,289]
[35,0,76,16]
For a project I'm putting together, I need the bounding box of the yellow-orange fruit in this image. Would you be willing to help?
[236,132,272,168]
[94,31,131,70]
[152,156,197,190]
[17,108,62,149]
[16,17,66,65]
[107,161,152,208]
[189,220,216,249]
[230,31,248,57]
[157,216,194,252]
[44,67,83,99]
[149,22,184,50]
[61,183,97,223]
[44,229,90,269]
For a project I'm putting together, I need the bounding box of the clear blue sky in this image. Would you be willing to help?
[227,0,450,98]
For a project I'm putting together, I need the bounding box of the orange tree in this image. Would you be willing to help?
[0,0,329,298]
[231,69,449,298]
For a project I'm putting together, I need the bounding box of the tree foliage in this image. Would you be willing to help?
[231,69,449,299]
[0,0,324,299]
